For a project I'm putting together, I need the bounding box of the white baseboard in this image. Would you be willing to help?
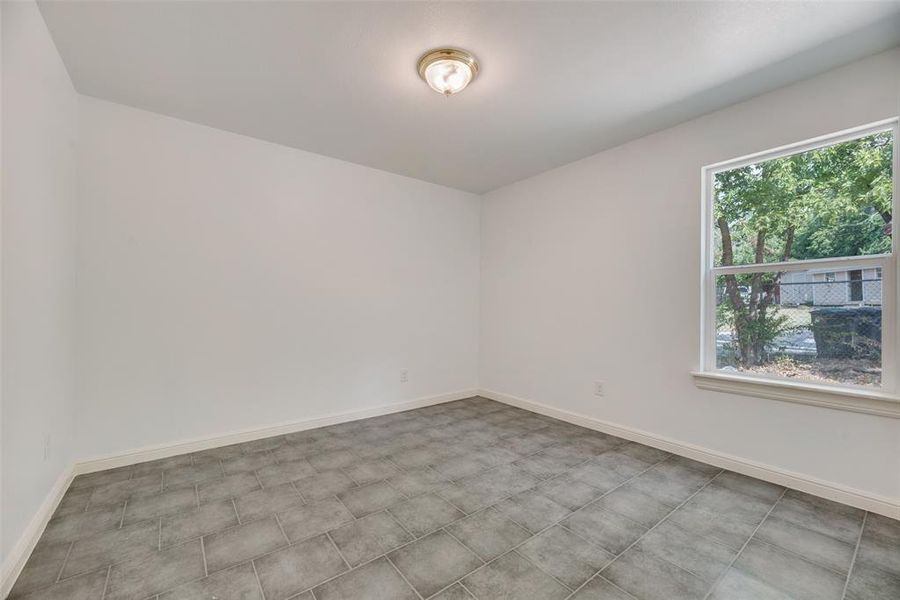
[74,389,478,475]
[1,466,74,600]
[480,388,900,520]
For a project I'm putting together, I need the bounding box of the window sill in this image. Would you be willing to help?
[691,371,900,418]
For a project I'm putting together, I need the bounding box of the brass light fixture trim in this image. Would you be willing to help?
[417,47,479,95]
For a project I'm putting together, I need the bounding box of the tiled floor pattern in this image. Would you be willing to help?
[8,397,899,600]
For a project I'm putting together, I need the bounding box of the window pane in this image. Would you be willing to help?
[713,131,893,267]
[715,269,882,387]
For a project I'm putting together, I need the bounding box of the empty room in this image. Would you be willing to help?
[3,1,900,599]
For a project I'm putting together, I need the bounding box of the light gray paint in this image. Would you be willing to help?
[37,1,900,193]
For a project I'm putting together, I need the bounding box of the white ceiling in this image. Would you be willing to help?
[39,1,900,193]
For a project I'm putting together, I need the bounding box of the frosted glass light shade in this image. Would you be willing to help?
[418,49,479,96]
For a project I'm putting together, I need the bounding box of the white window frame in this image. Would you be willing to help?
[694,118,900,419]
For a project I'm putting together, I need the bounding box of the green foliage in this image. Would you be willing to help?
[713,130,893,367]
[714,131,893,265]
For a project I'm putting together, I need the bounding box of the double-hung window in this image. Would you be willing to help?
[697,119,900,416]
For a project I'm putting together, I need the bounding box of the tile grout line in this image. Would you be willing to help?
[20,400,853,600]
[231,497,242,525]
[384,553,425,600]
[841,511,867,600]
[118,500,128,529]
[416,451,679,599]
[100,565,112,600]
[200,536,209,578]
[701,486,788,600]
[562,468,726,599]
[250,558,267,600]
[324,531,353,572]
[53,542,75,584]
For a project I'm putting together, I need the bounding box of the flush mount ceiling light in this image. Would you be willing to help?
[417,48,479,96]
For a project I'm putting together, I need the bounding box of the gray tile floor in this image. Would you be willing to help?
[8,397,899,600]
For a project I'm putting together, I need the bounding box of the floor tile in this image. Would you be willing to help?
[197,472,260,503]
[562,503,648,554]
[728,539,845,600]
[203,517,288,573]
[131,455,193,478]
[461,551,570,600]
[574,450,649,487]
[41,505,123,545]
[636,520,736,583]
[667,484,774,550]
[389,493,465,537]
[769,489,864,545]
[447,507,532,560]
[52,488,92,519]
[517,524,613,589]
[123,486,197,525]
[342,459,402,486]
[457,465,540,503]
[432,455,489,480]
[856,513,900,577]
[625,463,713,508]
[232,483,304,523]
[313,557,417,600]
[160,499,239,548]
[60,519,159,579]
[241,436,287,454]
[845,562,900,600]
[387,467,448,497]
[222,452,276,475]
[708,567,795,600]
[513,451,575,480]
[617,443,671,466]
[308,449,359,471]
[430,582,477,599]
[7,541,71,598]
[328,511,413,567]
[536,474,605,511]
[277,497,354,542]
[712,471,784,503]
[191,444,243,465]
[256,459,316,488]
[494,489,571,533]
[159,562,262,600]
[390,445,452,469]
[105,540,205,600]
[593,483,672,528]
[435,481,498,514]
[569,576,637,600]
[602,546,708,600]
[254,534,348,599]
[10,399,884,600]
[388,530,483,598]
[164,463,224,488]
[71,468,133,490]
[87,473,163,507]
[13,569,108,600]
[294,470,356,501]
[755,514,855,574]
[475,446,522,468]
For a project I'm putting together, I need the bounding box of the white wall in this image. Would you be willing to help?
[480,48,900,501]
[75,97,481,460]
[1,0,78,562]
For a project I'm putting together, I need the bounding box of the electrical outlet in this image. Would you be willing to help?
[43,433,51,461]
[594,381,605,397]
[400,369,409,383]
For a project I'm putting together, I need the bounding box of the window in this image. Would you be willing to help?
[699,120,898,404]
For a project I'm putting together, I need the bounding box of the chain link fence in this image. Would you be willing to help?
[716,269,882,386]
